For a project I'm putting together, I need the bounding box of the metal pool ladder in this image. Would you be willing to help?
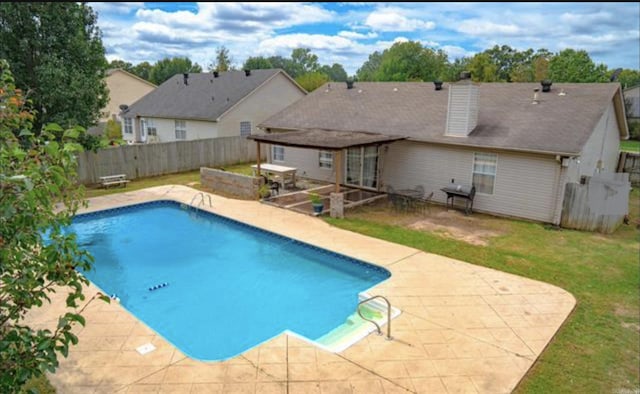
[357,295,393,340]
[190,192,212,208]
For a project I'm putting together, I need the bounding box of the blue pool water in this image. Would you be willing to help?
[71,201,389,361]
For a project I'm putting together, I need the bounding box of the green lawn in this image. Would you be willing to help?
[83,169,204,199]
[325,190,640,393]
[621,140,640,153]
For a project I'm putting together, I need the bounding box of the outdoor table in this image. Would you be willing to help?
[251,163,297,190]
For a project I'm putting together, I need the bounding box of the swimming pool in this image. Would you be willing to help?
[71,200,390,361]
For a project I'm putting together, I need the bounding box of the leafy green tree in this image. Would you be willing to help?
[356,51,382,81]
[104,119,122,141]
[108,59,133,72]
[131,61,153,82]
[548,49,608,82]
[266,56,294,76]
[443,57,471,82]
[0,2,108,130]
[374,41,448,82]
[289,48,320,78]
[243,56,273,70]
[319,63,348,82]
[467,53,500,82]
[210,46,233,72]
[614,69,640,89]
[0,59,106,392]
[295,72,329,92]
[149,57,202,85]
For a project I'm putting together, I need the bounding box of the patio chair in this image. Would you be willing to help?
[261,175,281,196]
[414,191,434,214]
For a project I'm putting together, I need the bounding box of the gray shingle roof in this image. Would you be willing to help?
[260,81,623,155]
[122,69,283,121]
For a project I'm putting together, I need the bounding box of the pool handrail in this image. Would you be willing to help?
[357,295,393,340]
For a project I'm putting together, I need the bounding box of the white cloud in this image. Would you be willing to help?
[441,45,475,60]
[337,30,378,40]
[456,20,521,36]
[89,2,143,15]
[365,8,435,32]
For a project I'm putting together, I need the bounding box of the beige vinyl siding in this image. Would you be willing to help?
[218,73,306,137]
[102,70,155,122]
[445,83,479,137]
[578,102,621,176]
[137,118,219,142]
[275,146,336,182]
[382,141,560,222]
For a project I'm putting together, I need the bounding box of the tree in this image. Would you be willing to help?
[210,46,233,72]
[131,61,153,82]
[0,59,106,391]
[0,2,108,130]
[319,63,348,82]
[108,59,133,72]
[613,69,640,89]
[548,49,608,82]
[266,55,294,76]
[356,51,383,81]
[149,57,202,85]
[467,53,499,82]
[289,48,320,78]
[374,41,448,82]
[104,119,122,141]
[295,72,329,92]
[243,56,273,70]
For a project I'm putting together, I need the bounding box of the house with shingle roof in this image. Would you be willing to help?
[120,69,306,143]
[258,78,629,225]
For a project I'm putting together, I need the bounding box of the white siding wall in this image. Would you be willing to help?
[445,83,479,137]
[218,73,305,137]
[277,146,336,182]
[578,102,621,176]
[140,118,219,143]
[382,141,561,223]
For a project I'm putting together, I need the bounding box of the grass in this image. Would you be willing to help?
[325,189,640,393]
[621,140,640,153]
[83,170,204,199]
[20,375,56,394]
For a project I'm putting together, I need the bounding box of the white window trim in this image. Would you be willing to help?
[471,152,498,195]
[240,121,252,137]
[272,145,285,162]
[175,120,187,140]
[123,118,133,134]
[145,118,157,136]
[319,150,333,169]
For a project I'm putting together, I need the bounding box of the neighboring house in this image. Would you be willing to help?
[88,69,157,136]
[120,69,306,144]
[623,85,640,123]
[258,79,629,225]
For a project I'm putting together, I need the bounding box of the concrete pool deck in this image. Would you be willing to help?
[25,185,576,393]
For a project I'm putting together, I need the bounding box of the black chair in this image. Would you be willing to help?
[261,175,281,196]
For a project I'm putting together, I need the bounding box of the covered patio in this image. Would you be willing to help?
[247,129,405,216]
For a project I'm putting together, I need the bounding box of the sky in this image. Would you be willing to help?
[91,2,640,75]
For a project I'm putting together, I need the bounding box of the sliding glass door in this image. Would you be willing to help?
[345,146,379,189]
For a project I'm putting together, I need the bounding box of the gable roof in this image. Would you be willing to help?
[122,69,303,122]
[106,68,156,88]
[261,81,627,156]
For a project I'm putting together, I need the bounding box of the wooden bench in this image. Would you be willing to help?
[99,174,130,189]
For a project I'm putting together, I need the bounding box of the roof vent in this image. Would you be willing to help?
[213,71,219,78]
[183,73,189,85]
[532,88,540,104]
[541,80,552,92]
[434,80,443,91]
[244,69,251,77]
[346,80,354,89]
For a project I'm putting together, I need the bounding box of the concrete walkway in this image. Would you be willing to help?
[25,185,576,393]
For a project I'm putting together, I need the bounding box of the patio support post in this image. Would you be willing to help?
[256,142,261,176]
[334,149,342,193]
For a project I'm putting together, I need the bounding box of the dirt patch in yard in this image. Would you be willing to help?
[408,209,503,246]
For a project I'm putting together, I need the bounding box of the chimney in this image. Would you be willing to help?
[213,71,219,78]
[445,71,479,137]
[244,69,251,77]
[541,80,552,92]
[183,73,189,85]
[346,80,354,89]
[434,80,443,91]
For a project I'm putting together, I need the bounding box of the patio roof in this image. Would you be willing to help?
[246,129,406,150]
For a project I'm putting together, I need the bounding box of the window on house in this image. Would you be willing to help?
[175,120,187,140]
[472,152,497,194]
[123,118,133,134]
[146,119,157,136]
[272,145,284,162]
[240,121,251,137]
[319,150,333,168]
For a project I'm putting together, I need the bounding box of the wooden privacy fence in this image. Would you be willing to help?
[76,136,264,185]
[561,173,631,233]
[617,151,640,185]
